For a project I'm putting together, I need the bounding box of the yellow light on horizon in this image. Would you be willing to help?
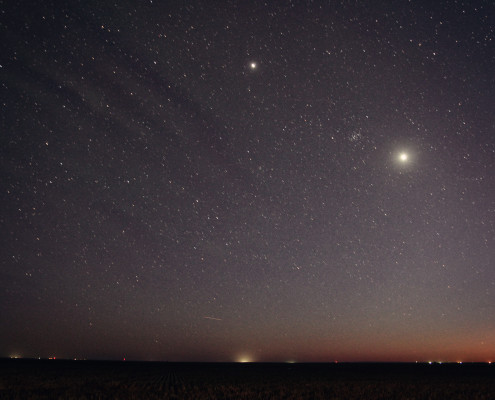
[236,354,253,363]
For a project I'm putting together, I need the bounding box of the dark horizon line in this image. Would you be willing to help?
[2,357,492,365]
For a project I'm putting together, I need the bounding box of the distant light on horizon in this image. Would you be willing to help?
[237,355,253,363]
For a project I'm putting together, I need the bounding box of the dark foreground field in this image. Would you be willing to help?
[1,359,494,399]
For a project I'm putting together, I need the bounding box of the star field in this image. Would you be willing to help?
[0,1,494,362]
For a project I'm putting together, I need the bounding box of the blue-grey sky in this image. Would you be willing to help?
[1,0,494,362]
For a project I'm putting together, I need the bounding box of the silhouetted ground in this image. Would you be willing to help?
[1,359,494,399]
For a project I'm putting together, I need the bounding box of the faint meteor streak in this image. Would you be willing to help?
[203,316,222,321]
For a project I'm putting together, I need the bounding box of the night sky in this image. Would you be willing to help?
[1,1,494,363]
